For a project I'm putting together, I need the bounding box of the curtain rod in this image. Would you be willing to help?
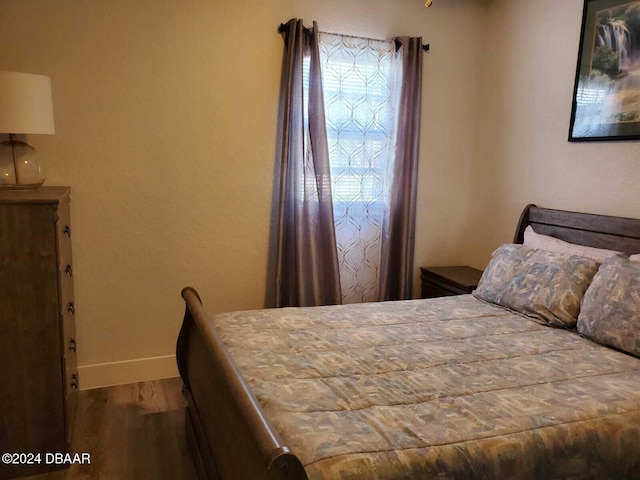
[277,23,430,52]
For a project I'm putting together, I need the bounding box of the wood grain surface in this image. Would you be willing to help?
[16,378,197,480]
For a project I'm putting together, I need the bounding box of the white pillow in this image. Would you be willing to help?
[523,226,623,263]
[631,254,640,262]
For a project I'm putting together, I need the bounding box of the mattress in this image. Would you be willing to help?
[210,295,640,479]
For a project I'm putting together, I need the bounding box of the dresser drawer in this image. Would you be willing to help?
[59,281,77,396]
[55,197,71,236]
[56,201,72,262]
[61,349,78,443]
[58,263,75,309]
[422,282,458,298]
[61,310,77,371]
[58,241,73,277]
[420,266,484,299]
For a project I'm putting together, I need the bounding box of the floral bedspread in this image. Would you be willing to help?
[211,295,640,479]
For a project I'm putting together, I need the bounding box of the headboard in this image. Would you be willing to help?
[514,204,640,256]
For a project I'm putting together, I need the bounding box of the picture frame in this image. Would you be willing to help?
[569,0,640,141]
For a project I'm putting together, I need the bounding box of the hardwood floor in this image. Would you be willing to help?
[15,378,198,480]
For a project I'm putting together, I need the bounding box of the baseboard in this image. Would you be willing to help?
[77,354,179,390]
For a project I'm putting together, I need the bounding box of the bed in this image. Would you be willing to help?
[176,204,640,480]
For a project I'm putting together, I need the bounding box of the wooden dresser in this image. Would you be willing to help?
[0,187,78,478]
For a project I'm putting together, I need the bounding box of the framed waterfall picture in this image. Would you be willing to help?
[569,0,640,141]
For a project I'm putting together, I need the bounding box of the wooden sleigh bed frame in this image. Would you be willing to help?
[176,204,640,480]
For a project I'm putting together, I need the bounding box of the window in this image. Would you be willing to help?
[319,33,397,303]
[275,21,422,307]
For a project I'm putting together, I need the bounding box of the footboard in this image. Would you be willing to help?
[176,287,307,480]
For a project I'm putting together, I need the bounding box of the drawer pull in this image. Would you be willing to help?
[67,303,75,315]
[71,373,78,389]
[63,225,71,238]
[69,339,77,352]
[65,264,73,277]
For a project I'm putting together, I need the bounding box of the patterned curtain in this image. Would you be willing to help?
[319,33,397,304]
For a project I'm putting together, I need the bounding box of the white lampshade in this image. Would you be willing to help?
[0,71,55,134]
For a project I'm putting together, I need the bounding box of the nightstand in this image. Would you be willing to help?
[420,266,483,298]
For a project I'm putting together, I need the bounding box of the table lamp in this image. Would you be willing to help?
[0,71,55,189]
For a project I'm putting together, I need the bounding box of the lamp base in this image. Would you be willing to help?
[0,182,45,190]
[0,137,45,189]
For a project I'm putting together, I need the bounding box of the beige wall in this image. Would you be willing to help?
[463,0,640,268]
[0,0,485,387]
[4,0,639,388]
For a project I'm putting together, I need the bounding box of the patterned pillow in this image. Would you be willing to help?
[577,256,640,357]
[473,244,600,328]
